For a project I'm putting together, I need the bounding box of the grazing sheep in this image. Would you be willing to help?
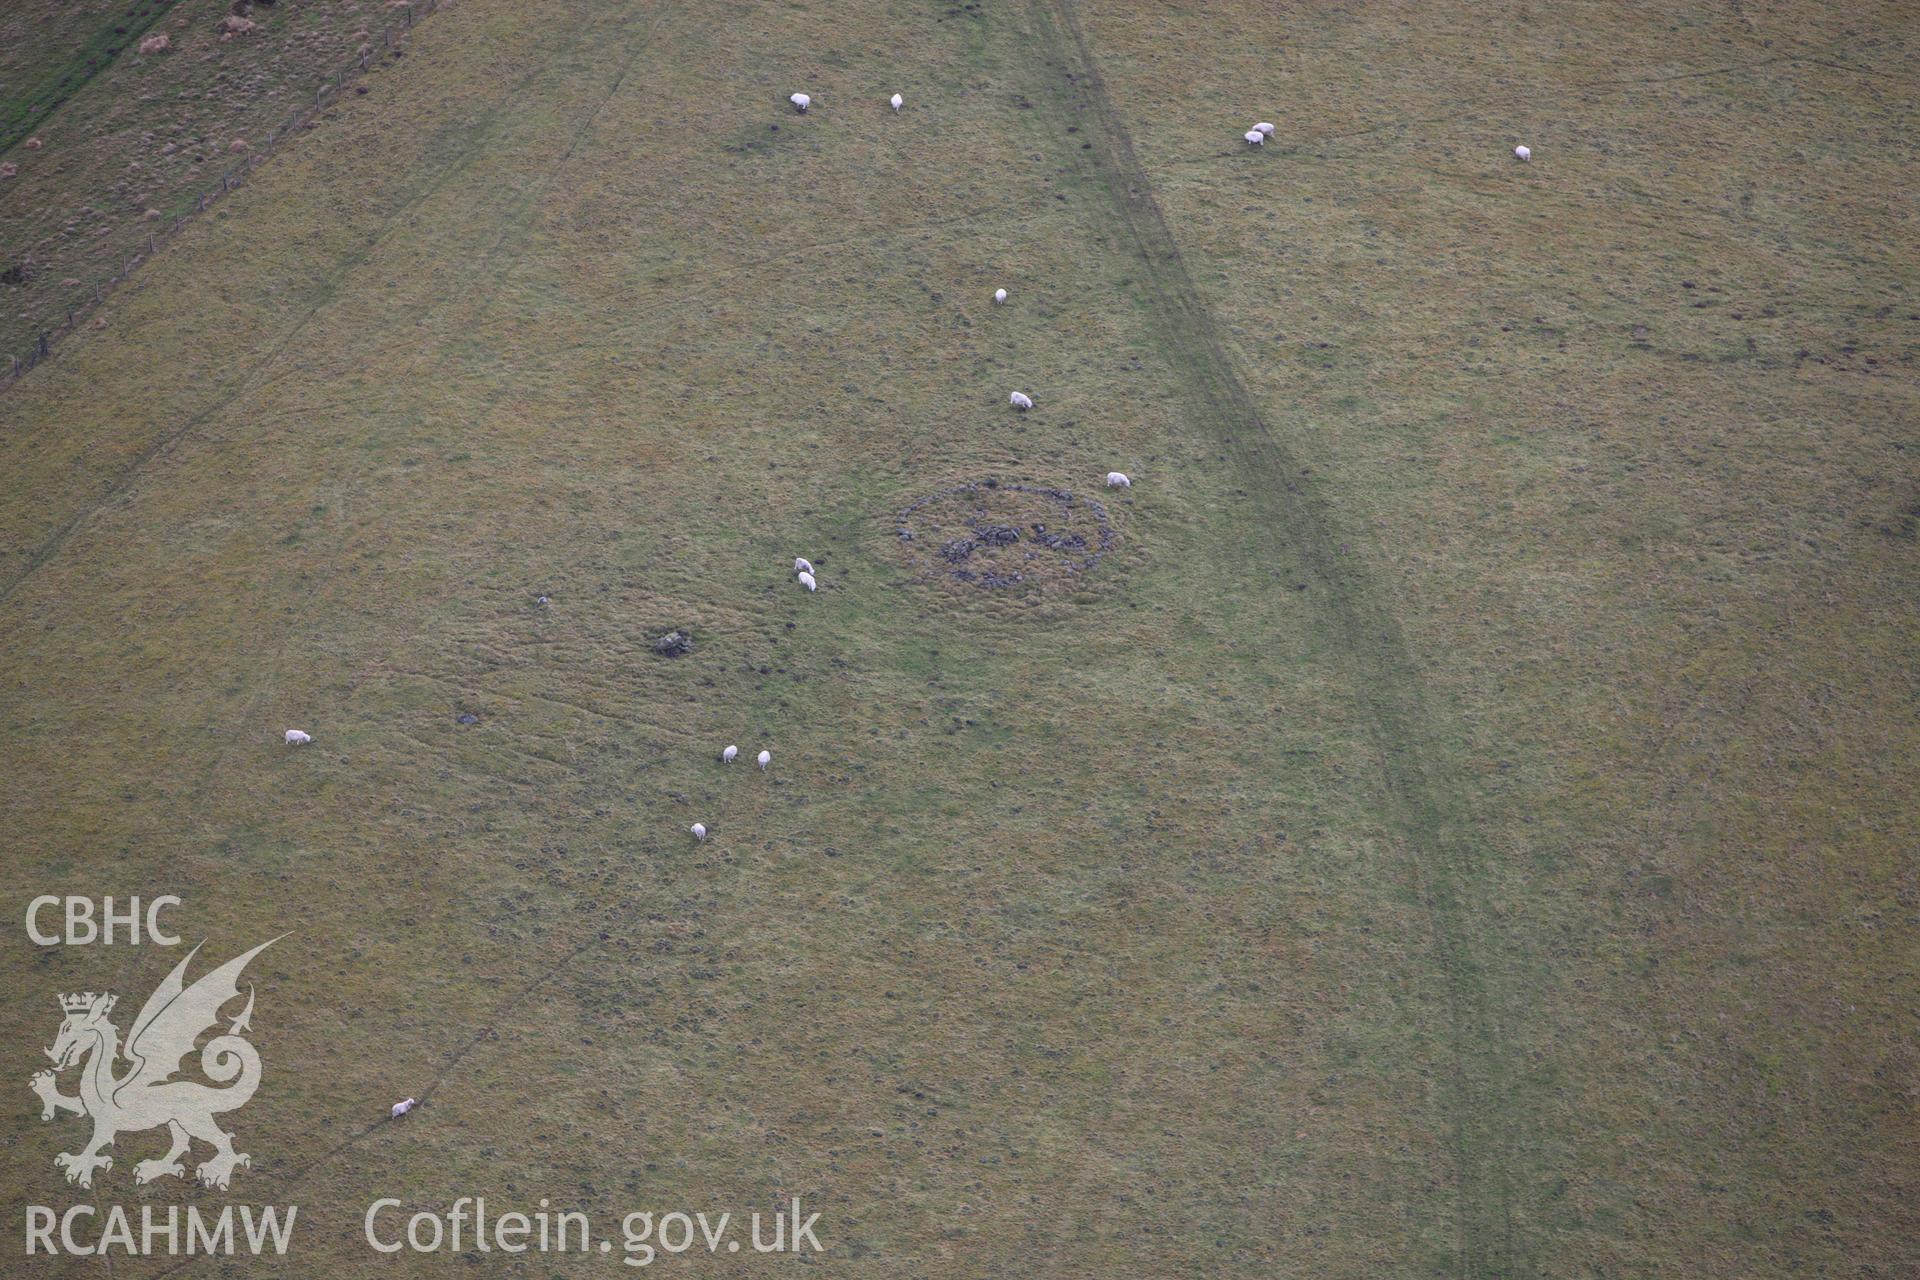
[1513,144,1531,161]
[390,1098,416,1119]
[795,557,814,575]
[994,288,1008,304]
[1254,122,1275,137]
[1106,471,1131,488]
[1009,391,1033,411]
[798,570,818,591]
[790,92,811,113]
[890,93,904,112]
[1244,129,1265,146]
[723,744,739,764]
[691,823,708,842]
[284,729,311,746]
[757,750,771,770]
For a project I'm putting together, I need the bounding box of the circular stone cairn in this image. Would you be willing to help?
[896,479,1117,590]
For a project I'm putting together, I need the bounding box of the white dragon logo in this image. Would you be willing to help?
[29,938,281,1190]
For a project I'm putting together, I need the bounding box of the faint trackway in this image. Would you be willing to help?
[58,0,686,856]
[244,0,687,596]
[0,5,608,613]
[154,0,1005,1203]
[140,10,693,1271]
[453,3,684,336]
[1023,1,1521,1275]
[140,932,603,1280]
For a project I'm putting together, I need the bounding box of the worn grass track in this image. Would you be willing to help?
[0,4,1451,1272]
[1022,1,1517,1271]
[2,2,1912,1275]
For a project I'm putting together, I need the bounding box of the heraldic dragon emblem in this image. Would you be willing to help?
[29,938,281,1190]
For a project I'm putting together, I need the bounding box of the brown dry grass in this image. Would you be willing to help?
[0,1,1913,1277]
[0,0,424,362]
[1071,0,1919,1272]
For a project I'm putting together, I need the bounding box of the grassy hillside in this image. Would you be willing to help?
[0,0,421,363]
[0,0,170,155]
[1064,1,1919,1272]
[0,1,1913,1277]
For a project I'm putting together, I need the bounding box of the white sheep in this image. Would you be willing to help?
[1009,391,1033,411]
[757,750,771,770]
[794,557,814,575]
[790,92,811,113]
[1254,122,1275,137]
[691,822,708,842]
[890,93,903,112]
[1106,471,1131,488]
[994,288,1008,304]
[390,1097,416,1119]
[798,570,818,591]
[284,729,311,746]
[722,744,739,764]
[1513,144,1531,161]
[1244,129,1265,146]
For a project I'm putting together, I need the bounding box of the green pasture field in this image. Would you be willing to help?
[0,0,422,362]
[0,1,1912,1276]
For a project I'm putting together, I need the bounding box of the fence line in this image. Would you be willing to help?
[3,0,443,390]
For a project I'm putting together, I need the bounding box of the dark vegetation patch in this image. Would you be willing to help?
[650,629,694,657]
[897,479,1116,592]
[0,0,176,156]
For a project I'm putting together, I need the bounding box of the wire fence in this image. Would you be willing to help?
[4,0,443,389]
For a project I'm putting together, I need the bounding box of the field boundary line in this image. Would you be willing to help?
[0,7,177,158]
[2,0,450,391]
[184,0,686,837]
[0,2,625,611]
[136,931,603,1280]
[1023,1,1521,1274]
[94,15,686,1271]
